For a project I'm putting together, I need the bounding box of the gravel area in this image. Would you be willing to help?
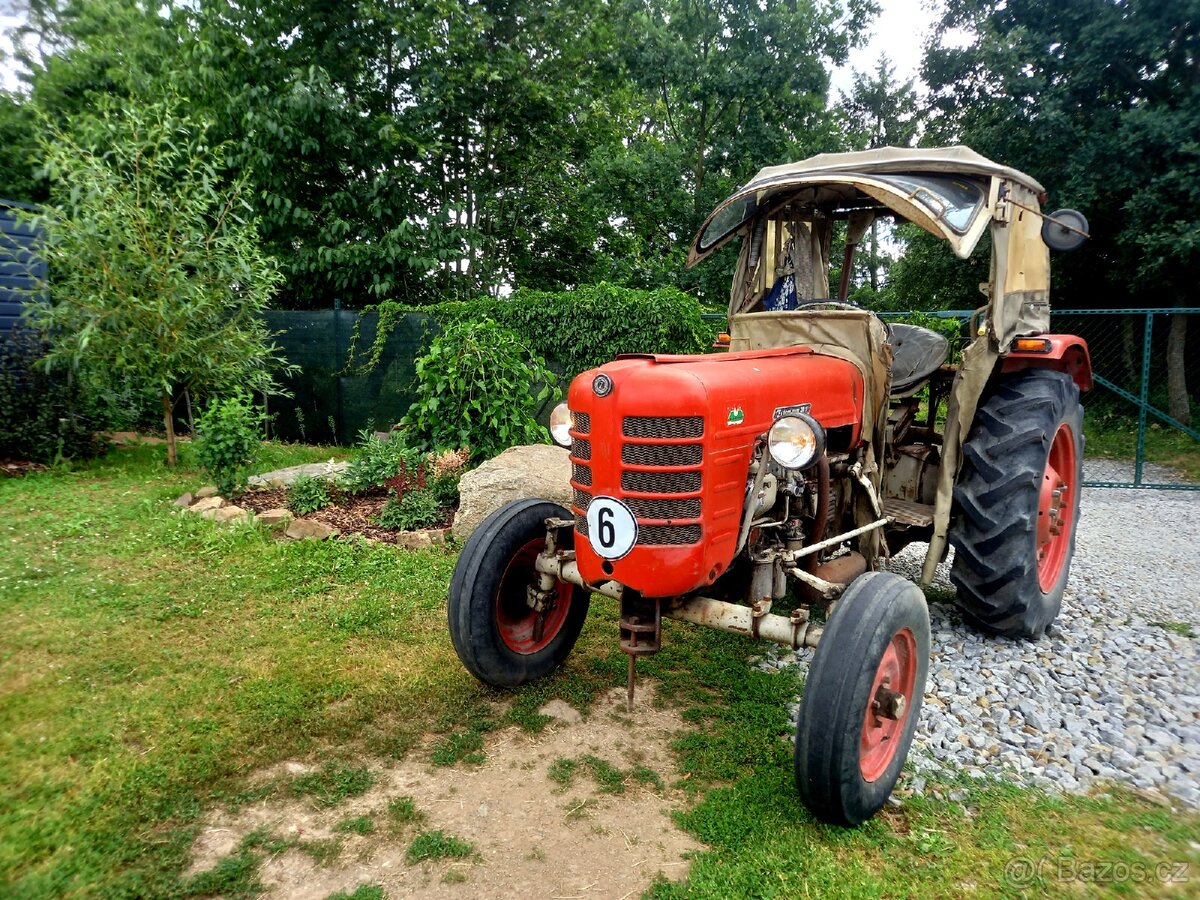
[770,459,1200,807]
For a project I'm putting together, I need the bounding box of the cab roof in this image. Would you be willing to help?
[748,145,1044,195]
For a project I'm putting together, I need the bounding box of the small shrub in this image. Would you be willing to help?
[340,429,422,494]
[287,475,331,515]
[194,395,262,496]
[401,319,557,461]
[377,488,442,531]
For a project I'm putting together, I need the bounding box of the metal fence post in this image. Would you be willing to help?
[334,297,344,444]
[1135,312,1154,487]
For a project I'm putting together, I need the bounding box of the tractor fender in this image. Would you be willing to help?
[1000,334,1093,393]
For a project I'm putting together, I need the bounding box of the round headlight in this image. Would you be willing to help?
[549,403,573,447]
[767,414,825,469]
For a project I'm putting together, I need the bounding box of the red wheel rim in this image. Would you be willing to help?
[495,539,573,654]
[1036,423,1077,593]
[859,627,918,783]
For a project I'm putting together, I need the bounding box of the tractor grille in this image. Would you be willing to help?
[572,486,593,511]
[621,469,701,495]
[625,497,701,519]
[572,413,705,548]
[622,415,704,439]
[637,524,702,546]
[621,442,703,467]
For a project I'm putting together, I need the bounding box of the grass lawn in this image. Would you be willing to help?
[1,443,1197,898]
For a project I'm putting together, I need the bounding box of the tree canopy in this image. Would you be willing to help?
[0,0,874,307]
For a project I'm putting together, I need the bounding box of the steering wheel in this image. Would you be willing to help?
[794,299,865,312]
[792,299,891,337]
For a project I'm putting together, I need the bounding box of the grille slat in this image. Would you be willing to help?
[622,416,704,439]
[571,487,593,510]
[575,514,588,536]
[573,412,591,434]
[621,443,703,467]
[637,524,702,545]
[572,437,592,460]
[621,469,701,494]
[625,497,700,520]
[572,462,592,486]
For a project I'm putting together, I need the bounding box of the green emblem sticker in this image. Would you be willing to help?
[727,406,745,426]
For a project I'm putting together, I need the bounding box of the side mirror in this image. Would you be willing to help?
[1041,209,1089,252]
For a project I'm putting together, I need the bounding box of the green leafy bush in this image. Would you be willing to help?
[401,320,556,461]
[194,395,262,496]
[0,326,100,463]
[287,475,331,515]
[340,430,424,494]
[351,283,715,380]
[377,489,443,531]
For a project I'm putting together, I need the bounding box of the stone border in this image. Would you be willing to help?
[174,488,450,549]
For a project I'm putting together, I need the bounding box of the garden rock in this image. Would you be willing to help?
[395,531,434,550]
[195,486,219,499]
[189,496,224,514]
[173,492,194,508]
[247,460,348,489]
[212,506,251,524]
[255,507,293,527]
[285,518,339,541]
[453,444,572,540]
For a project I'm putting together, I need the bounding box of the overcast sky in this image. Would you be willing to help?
[830,0,942,100]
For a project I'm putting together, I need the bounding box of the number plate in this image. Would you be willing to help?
[585,496,638,560]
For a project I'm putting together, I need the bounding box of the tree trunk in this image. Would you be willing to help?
[1167,311,1191,425]
[161,392,177,466]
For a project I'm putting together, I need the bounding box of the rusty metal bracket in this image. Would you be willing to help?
[620,592,661,708]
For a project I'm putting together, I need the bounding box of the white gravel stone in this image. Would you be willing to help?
[773,459,1200,808]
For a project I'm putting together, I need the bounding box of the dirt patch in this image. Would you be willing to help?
[239,487,455,544]
[187,685,702,898]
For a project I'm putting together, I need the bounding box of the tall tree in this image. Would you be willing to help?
[839,57,919,293]
[920,0,1199,420]
[28,97,291,465]
[610,0,874,302]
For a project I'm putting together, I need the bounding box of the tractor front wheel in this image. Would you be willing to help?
[949,369,1084,639]
[449,499,590,688]
[794,572,931,826]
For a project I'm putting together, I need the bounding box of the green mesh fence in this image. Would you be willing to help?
[269,306,1197,489]
[264,308,433,445]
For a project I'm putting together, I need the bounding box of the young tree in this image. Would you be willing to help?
[28,96,293,464]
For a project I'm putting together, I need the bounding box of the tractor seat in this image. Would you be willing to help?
[889,323,949,396]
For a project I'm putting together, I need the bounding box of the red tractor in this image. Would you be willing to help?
[448,146,1093,825]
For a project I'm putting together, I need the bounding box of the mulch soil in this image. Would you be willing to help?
[238,487,455,544]
[1,460,49,477]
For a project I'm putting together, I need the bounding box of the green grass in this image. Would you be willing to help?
[334,815,376,836]
[1,443,1198,898]
[405,830,476,863]
[292,764,375,808]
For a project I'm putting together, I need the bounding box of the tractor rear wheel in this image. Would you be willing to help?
[949,369,1084,639]
[449,499,590,688]
[794,572,930,826]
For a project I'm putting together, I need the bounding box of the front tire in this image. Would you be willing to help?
[794,572,931,826]
[449,499,590,688]
[949,369,1084,639]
